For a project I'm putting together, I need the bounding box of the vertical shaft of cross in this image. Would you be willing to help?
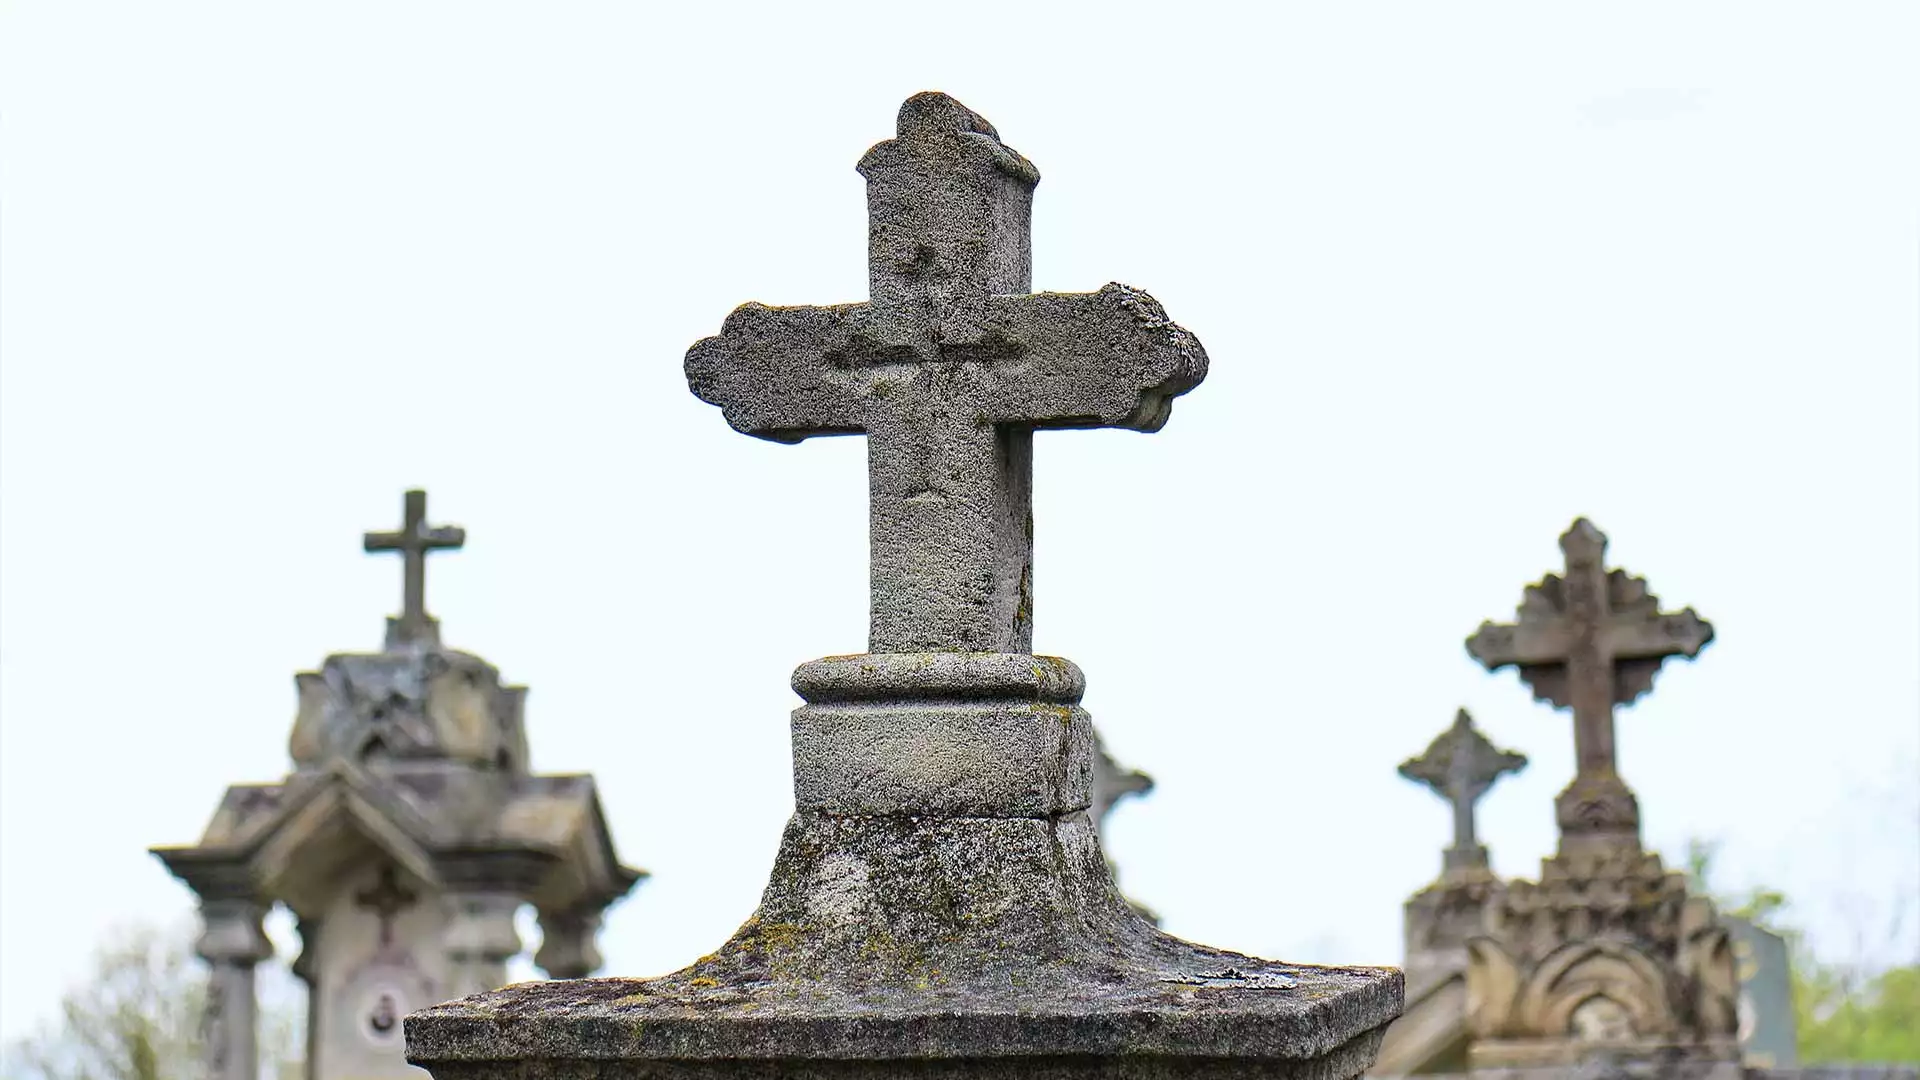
[1560,526,1618,779]
[859,93,1039,654]
[1447,744,1480,852]
[401,492,429,628]
[867,413,1033,653]
[861,93,1035,347]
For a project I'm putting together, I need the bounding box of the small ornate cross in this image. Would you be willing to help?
[1398,709,1526,878]
[354,866,417,949]
[1465,518,1712,851]
[363,489,465,650]
[685,93,1207,654]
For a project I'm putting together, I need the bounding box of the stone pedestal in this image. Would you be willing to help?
[409,655,1401,1079]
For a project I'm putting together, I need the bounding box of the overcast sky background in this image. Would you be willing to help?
[3,0,1917,1041]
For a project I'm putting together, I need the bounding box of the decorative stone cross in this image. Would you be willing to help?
[403,92,1404,1080]
[1465,518,1712,852]
[362,489,465,649]
[354,866,417,949]
[686,92,1207,654]
[1398,709,1526,878]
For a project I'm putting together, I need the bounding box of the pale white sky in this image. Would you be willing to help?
[2,0,1917,1042]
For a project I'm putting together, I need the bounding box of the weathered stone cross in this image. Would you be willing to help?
[406,92,1404,1080]
[1399,709,1526,877]
[686,92,1207,654]
[1465,518,1712,851]
[354,865,416,949]
[362,489,465,649]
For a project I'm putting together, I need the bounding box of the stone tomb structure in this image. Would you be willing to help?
[1369,519,1736,1080]
[1374,711,1528,1076]
[407,92,1402,1080]
[154,490,642,1080]
[1461,519,1732,1077]
[1370,522,1916,1080]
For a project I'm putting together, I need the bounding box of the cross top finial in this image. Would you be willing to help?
[362,489,465,651]
[888,92,1008,148]
[1559,517,1608,565]
[1398,708,1527,877]
[685,93,1206,654]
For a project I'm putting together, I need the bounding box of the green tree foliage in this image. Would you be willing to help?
[1685,839,1920,1066]
[3,920,303,1080]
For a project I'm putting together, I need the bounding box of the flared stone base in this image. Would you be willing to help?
[406,655,1402,1078]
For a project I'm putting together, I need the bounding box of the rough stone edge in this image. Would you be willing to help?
[794,654,1087,703]
[414,1027,1386,1079]
[406,967,1402,1064]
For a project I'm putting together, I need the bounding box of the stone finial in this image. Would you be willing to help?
[407,92,1400,1080]
[1398,708,1527,879]
[363,489,465,651]
[1465,518,1713,854]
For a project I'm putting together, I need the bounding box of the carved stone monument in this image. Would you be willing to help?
[406,91,1402,1080]
[154,490,643,1080]
[1460,519,1738,1078]
[1375,710,1528,1076]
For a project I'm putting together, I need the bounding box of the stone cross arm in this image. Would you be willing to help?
[1465,606,1713,670]
[685,283,1207,443]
